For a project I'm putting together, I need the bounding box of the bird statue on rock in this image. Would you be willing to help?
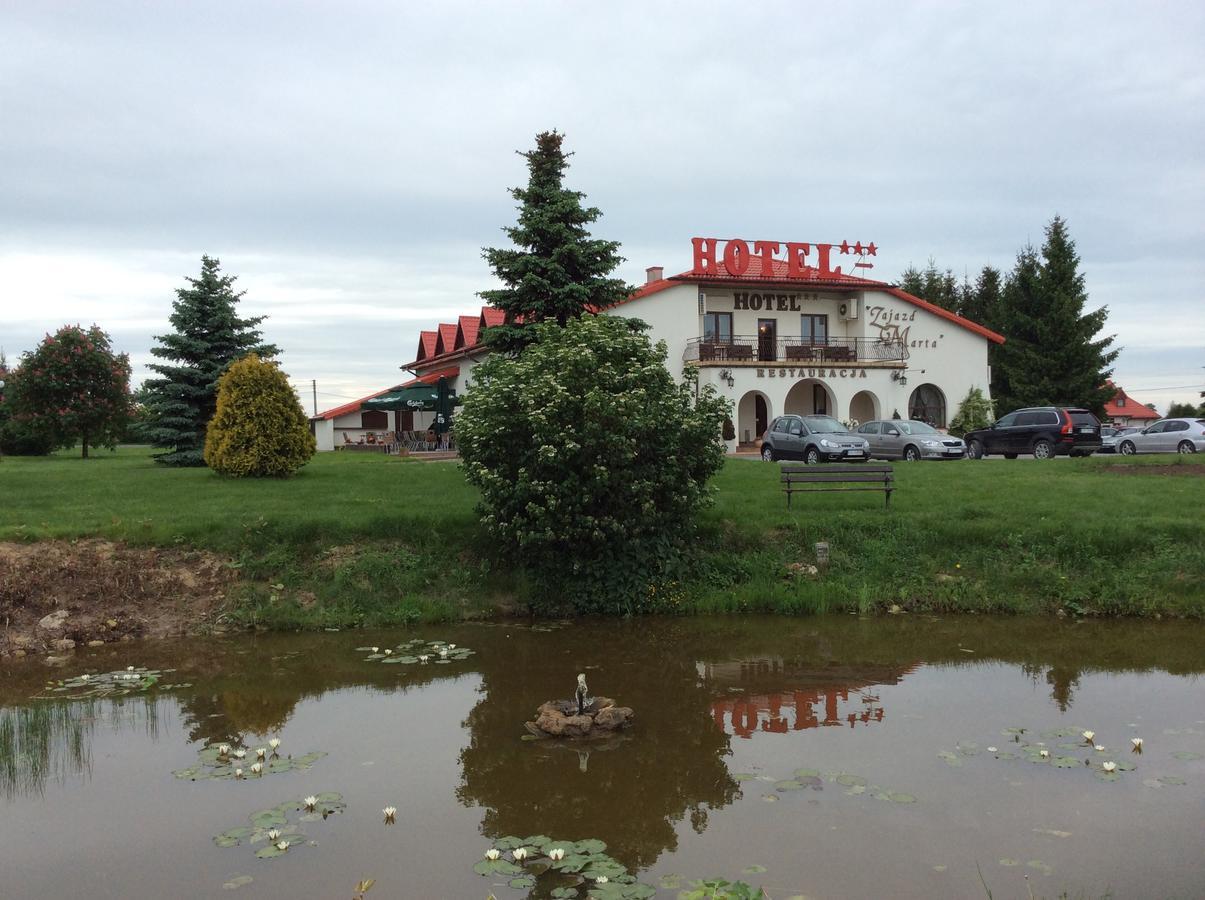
[575,673,591,716]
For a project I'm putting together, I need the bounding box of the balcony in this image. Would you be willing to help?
[684,335,908,365]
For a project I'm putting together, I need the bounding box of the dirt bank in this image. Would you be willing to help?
[0,540,235,658]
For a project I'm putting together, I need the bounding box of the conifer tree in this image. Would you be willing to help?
[143,256,278,466]
[992,217,1118,415]
[479,131,630,354]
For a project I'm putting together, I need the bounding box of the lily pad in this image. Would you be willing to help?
[1093,770,1120,782]
[742,864,767,874]
[1026,860,1053,875]
[1052,756,1081,768]
[1158,775,1186,785]
[1171,751,1203,761]
[792,767,820,778]
[774,779,804,791]
[888,792,917,804]
[998,858,1020,867]
[836,774,868,787]
[221,875,253,890]
[473,858,522,877]
[508,875,536,889]
[937,751,963,768]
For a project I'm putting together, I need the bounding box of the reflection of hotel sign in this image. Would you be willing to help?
[692,237,877,280]
[758,367,869,379]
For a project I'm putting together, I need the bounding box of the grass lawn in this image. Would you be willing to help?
[1,446,1202,623]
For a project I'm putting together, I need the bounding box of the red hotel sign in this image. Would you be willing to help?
[691,237,877,280]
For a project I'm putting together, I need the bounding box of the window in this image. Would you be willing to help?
[1118,396,1126,407]
[703,312,732,343]
[996,413,1019,428]
[1167,420,1189,432]
[857,422,881,434]
[773,418,791,434]
[361,410,388,429]
[907,383,947,427]
[789,420,804,436]
[801,314,828,344]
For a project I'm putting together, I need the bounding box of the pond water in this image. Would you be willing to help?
[1,616,1203,899]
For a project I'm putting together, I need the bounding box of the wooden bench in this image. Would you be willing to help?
[780,463,894,508]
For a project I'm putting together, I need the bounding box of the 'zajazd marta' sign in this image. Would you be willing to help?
[691,237,877,279]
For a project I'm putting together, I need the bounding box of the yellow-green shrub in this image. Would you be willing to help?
[204,355,316,477]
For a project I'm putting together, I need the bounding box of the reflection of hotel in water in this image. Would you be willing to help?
[703,658,919,738]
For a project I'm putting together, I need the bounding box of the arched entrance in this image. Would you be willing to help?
[908,383,947,427]
[849,390,880,426]
[784,379,835,417]
[738,391,771,443]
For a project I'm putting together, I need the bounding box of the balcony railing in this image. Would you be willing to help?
[684,335,907,365]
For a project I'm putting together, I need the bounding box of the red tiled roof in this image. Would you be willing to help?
[434,323,457,355]
[417,331,437,360]
[480,307,505,328]
[1103,386,1160,420]
[314,385,402,421]
[456,315,479,349]
[883,287,1005,345]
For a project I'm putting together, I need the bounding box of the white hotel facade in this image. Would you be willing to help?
[314,236,1004,451]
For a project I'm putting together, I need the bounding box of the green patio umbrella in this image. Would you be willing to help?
[432,376,453,435]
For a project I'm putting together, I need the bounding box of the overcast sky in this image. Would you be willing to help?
[2,1,1202,414]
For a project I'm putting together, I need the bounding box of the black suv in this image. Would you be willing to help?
[761,415,870,464]
[964,407,1101,459]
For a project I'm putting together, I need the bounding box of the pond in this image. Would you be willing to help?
[1,616,1202,899]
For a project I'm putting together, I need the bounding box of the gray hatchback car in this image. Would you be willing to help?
[855,419,966,461]
[1116,418,1205,455]
[761,415,870,464]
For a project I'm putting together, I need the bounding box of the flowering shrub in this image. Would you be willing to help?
[948,387,995,437]
[3,325,131,457]
[204,355,315,477]
[456,316,729,614]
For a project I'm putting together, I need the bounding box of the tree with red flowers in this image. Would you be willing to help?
[6,325,132,458]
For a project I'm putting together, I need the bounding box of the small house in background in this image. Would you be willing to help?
[309,366,458,451]
[1103,382,1160,426]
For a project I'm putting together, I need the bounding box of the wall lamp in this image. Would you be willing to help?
[891,370,908,385]
[718,368,735,388]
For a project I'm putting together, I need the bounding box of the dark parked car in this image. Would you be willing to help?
[965,407,1101,459]
[761,415,870,464]
[856,419,966,461]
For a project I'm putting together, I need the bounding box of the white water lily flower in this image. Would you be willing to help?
[303,796,317,810]
[1131,737,1143,748]
[987,747,998,753]
[1094,744,1105,752]
[256,748,267,759]
[276,840,289,851]
[250,763,262,774]
[371,647,379,652]
[1039,749,1050,758]
[1082,730,1095,742]
[218,744,230,755]
[596,876,609,884]
[384,649,392,655]
[127,666,135,671]
[485,848,500,860]
[548,848,565,861]
[448,644,456,650]
[268,738,281,750]
[235,768,243,778]
[419,655,429,663]
[512,847,528,861]
[233,749,246,759]
[383,806,396,822]
[267,829,280,841]
[1102,761,1117,773]
[80,674,90,681]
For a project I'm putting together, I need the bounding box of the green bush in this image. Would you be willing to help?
[203,355,316,477]
[456,316,730,614]
[0,417,55,456]
[948,387,995,437]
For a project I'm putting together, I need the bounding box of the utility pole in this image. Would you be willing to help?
[312,380,318,417]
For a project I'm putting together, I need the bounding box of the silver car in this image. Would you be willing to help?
[856,419,967,461]
[1099,425,1142,453]
[1116,418,1205,455]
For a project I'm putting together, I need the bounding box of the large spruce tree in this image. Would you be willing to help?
[479,130,630,354]
[143,256,278,466]
[991,217,1118,415]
